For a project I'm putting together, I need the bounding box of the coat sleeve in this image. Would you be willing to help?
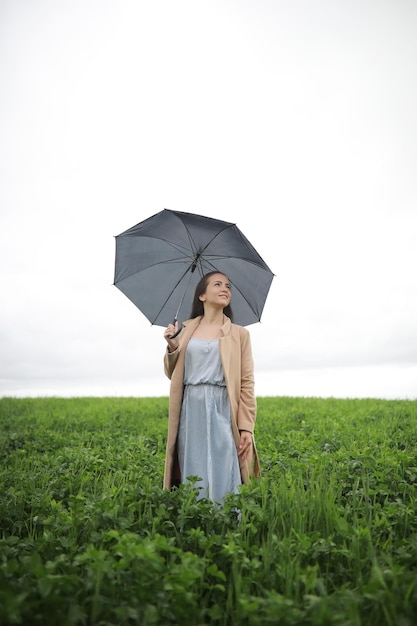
[164,347,180,379]
[163,319,192,379]
[236,328,257,433]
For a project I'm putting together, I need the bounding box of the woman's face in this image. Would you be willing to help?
[200,273,231,307]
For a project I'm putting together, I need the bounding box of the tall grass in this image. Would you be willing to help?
[1,396,416,625]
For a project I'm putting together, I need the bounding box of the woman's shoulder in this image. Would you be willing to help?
[230,322,250,337]
[182,316,202,326]
[180,316,201,337]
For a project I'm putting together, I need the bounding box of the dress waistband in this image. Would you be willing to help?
[184,381,226,388]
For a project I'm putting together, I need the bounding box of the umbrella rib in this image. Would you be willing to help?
[202,253,274,271]
[142,236,196,259]
[115,258,191,284]
[193,225,233,256]
[124,230,197,259]
[171,211,234,257]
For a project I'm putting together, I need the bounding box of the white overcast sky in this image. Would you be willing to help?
[1,0,416,400]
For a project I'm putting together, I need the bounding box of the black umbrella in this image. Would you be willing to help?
[114,208,274,330]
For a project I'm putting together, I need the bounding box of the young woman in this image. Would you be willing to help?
[163,271,260,503]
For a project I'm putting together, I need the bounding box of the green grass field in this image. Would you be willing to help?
[1,396,417,625]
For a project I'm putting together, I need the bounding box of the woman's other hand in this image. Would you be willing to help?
[238,430,252,461]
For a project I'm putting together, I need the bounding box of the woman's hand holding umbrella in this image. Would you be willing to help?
[164,321,179,352]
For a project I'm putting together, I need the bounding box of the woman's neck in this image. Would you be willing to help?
[192,311,225,339]
[200,309,224,325]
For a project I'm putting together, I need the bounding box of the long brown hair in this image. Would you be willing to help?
[189,271,234,321]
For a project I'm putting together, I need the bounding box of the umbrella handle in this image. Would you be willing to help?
[168,323,183,339]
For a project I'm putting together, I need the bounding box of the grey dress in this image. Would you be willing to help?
[177,337,242,503]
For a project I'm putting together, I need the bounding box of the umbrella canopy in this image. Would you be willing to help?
[114,209,274,327]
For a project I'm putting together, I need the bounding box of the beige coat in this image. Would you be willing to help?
[163,315,260,490]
